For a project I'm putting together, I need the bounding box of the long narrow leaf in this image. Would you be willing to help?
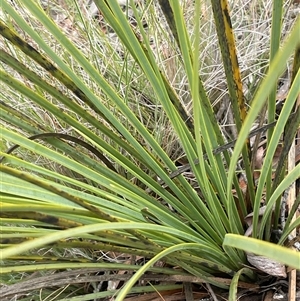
[224,234,300,270]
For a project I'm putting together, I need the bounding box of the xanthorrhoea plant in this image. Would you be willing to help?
[0,0,299,300]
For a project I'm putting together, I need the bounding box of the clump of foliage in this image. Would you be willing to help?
[0,0,299,300]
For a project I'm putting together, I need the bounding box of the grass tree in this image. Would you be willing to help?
[0,0,299,300]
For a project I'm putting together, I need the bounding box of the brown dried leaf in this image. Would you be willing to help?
[246,252,287,277]
[244,206,268,227]
[244,206,272,236]
[253,146,265,181]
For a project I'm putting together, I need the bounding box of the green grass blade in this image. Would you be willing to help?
[254,67,300,238]
[115,243,229,300]
[264,2,284,237]
[227,17,300,221]
[211,0,255,208]
[224,234,300,270]
[259,164,300,236]
[228,267,255,301]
